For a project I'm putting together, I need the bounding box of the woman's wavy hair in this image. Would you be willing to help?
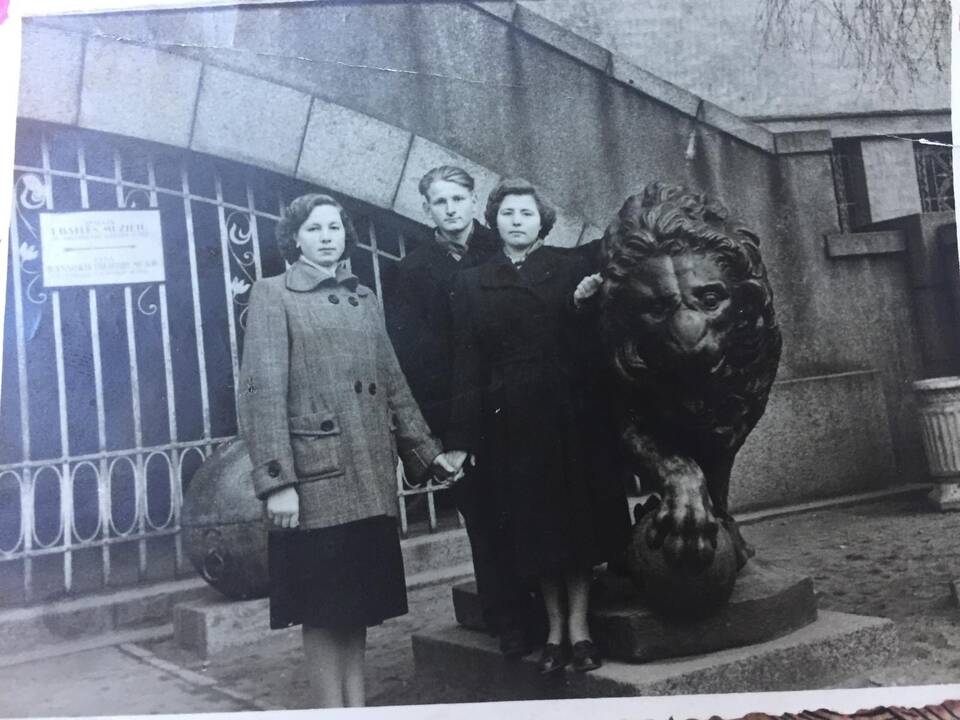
[484,178,557,240]
[275,193,359,264]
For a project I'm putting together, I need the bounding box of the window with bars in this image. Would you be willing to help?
[831,139,870,232]
[914,133,955,213]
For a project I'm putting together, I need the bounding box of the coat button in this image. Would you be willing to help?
[328,294,340,304]
[348,296,359,306]
[267,460,281,477]
[320,420,335,432]
[354,380,363,394]
[368,383,377,395]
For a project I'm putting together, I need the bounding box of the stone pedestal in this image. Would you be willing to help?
[928,482,960,512]
[453,561,818,662]
[173,596,295,658]
[413,611,897,700]
[913,377,960,511]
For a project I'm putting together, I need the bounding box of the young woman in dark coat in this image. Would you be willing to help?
[441,179,631,673]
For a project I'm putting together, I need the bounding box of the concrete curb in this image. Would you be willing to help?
[0,624,174,669]
[0,577,209,658]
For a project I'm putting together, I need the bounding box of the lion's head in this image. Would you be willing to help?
[600,183,778,386]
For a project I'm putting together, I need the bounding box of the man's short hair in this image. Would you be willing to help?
[418,165,476,198]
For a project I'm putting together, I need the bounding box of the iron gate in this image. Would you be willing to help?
[2,121,457,605]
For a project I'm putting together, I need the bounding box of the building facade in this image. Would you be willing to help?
[4,0,956,605]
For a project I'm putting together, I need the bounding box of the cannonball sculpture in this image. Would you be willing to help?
[181,439,270,600]
[627,512,739,619]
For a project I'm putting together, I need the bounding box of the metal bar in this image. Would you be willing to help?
[427,485,438,532]
[41,136,74,592]
[52,294,72,590]
[180,164,213,440]
[114,152,148,579]
[356,242,402,263]
[12,164,284,222]
[146,155,183,573]
[78,142,111,587]
[368,222,384,301]
[214,173,241,413]
[396,463,409,537]
[0,436,235,473]
[125,284,149,578]
[8,181,34,601]
[246,182,263,280]
[0,527,182,561]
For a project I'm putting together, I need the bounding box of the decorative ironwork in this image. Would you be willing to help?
[4,121,449,602]
[226,210,256,330]
[14,173,49,305]
[136,285,159,316]
[915,140,955,213]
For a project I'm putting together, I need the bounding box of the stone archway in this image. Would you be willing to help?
[19,23,596,248]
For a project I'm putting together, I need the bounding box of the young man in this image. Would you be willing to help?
[385,166,535,656]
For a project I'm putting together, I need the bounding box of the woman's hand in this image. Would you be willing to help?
[266,486,300,528]
[573,273,603,308]
[433,450,470,482]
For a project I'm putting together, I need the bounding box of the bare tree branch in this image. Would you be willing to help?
[756,0,950,86]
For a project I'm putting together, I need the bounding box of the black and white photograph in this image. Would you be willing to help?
[0,0,959,716]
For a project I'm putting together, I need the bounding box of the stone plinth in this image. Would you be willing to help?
[453,561,818,662]
[928,482,960,512]
[173,596,293,658]
[593,561,817,661]
[412,611,898,700]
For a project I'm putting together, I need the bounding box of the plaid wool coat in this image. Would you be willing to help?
[237,260,441,530]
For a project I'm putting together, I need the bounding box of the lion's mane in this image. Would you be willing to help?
[600,182,782,453]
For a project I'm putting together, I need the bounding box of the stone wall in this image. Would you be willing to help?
[15,1,937,508]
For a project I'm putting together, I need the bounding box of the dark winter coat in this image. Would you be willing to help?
[384,220,499,436]
[444,246,631,580]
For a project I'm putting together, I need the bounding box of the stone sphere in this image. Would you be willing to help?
[626,513,739,619]
[181,438,270,600]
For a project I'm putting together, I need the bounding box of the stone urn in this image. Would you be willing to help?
[913,376,960,511]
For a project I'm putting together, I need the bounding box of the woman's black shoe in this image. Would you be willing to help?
[537,643,568,674]
[570,640,601,672]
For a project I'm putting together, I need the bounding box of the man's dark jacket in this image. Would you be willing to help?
[384,220,500,436]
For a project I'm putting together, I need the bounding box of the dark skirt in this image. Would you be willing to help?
[268,514,408,630]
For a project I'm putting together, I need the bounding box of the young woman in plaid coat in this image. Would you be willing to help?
[238,194,448,708]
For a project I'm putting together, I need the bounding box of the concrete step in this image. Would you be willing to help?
[173,558,477,658]
[0,577,208,657]
[412,611,898,700]
[401,526,472,577]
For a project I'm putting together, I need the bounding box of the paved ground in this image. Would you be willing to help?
[1,493,959,717]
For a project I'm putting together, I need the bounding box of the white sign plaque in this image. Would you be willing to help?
[39,210,166,287]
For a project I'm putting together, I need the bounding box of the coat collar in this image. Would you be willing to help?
[285,260,367,295]
[427,220,499,265]
[479,245,561,289]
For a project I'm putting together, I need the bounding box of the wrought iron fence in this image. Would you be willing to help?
[3,121,457,604]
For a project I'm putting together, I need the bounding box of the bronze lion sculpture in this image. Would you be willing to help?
[594,183,781,606]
